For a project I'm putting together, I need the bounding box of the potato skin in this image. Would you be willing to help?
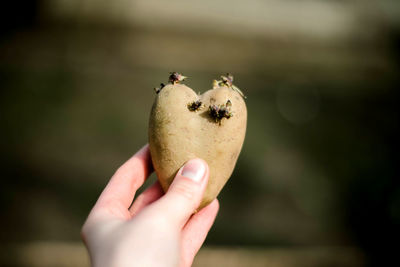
[149,83,247,209]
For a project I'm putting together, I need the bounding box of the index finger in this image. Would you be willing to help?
[93,144,153,219]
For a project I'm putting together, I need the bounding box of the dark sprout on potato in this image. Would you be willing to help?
[208,100,233,124]
[169,72,187,84]
[187,100,203,111]
[213,74,246,99]
[154,83,166,94]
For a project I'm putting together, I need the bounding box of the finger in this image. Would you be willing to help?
[181,199,219,267]
[151,158,209,227]
[129,181,164,218]
[93,144,153,219]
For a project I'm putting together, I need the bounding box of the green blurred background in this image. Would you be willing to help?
[0,0,399,266]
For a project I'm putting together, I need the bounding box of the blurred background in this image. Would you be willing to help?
[0,0,399,266]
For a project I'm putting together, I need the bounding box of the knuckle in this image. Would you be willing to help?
[170,179,198,201]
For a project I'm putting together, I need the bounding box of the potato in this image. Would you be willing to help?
[148,74,247,209]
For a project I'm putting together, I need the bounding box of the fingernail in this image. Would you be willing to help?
[181,159,206,182]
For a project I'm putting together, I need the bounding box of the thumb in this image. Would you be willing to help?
[156,158,209,226]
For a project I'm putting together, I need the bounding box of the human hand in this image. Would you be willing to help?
[81,145,219,267]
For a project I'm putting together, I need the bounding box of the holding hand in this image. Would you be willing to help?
[81,145,219,267]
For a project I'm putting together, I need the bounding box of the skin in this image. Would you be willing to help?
[81,145,219,267]
[149,84,247,208]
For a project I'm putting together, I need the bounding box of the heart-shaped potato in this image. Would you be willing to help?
[148,74,247,209]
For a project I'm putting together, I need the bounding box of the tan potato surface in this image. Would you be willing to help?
[148,83,247,208]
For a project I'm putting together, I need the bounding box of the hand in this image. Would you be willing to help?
[81,145,219,267]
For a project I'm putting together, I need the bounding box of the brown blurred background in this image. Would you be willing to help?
[0,0,399,266]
